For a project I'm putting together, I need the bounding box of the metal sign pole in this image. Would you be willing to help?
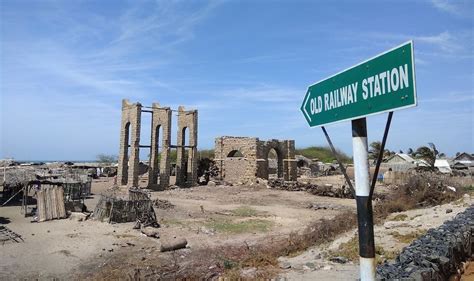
[352,117,375,280]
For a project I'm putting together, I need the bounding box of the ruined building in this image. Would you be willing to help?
[117,100,198,189]
[214,136,297,183]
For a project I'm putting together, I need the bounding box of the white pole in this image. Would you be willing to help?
[352,118,376,281]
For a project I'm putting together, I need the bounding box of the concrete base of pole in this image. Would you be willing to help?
[360,257,376,281]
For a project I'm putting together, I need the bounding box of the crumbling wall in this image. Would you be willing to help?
[117,100,141,187]
[215,137,259,183]
[214,136,297,183]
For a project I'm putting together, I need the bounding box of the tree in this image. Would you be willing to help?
[369,141,393,164]
[96,154,117,165]
[414,143,440,168]
[406,148,414,156]
[369,141,382,163]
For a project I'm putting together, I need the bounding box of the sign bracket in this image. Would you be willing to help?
[369,111,393,200]
[321,126,356,198]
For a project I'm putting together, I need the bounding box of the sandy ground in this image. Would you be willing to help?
[1,175,471,280]
[0,177,357,280]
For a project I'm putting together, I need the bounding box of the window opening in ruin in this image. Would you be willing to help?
[227,150,244,157]
[297,159,308,168]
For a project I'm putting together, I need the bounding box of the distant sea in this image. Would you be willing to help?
[14,160,98,163]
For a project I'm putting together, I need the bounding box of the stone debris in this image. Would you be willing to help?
[377,205,474,280]
[69,212,90,222]
[152,199,175,210]
[141,227,160,239]
[268,179,354,199]
[330,256,349,264]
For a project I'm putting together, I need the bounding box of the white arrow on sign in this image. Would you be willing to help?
[302,90,312,122]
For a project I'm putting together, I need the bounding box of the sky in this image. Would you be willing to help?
[1,0,473,161]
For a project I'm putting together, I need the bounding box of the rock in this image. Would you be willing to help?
[141,227,160,238]
[200,226,216,235]
[69,212,89,222]
[446,209,453,214]
[280,262,291,269]
[240,268,257,278]
[384,221,403,229]
[207,181,216,187]
[323,265,333,270]
[463,194,470,199]
[330,256,348,264]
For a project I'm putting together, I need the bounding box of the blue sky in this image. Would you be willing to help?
[1,0,473,161]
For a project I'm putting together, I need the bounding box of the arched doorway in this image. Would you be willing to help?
[267,147,283,179]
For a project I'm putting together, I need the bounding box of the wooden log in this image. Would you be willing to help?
[160,238,188,252]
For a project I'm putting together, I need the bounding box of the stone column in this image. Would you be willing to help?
[148,103,172,190]
[117,100,142,187]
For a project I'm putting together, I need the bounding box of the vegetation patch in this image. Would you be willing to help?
[295,146,351,163]
[206,218,273,234]
[390,230,426,244]
[230,206,260,217]
[328,235,399,264]
[392,214,408,221]
[374,173,463,222]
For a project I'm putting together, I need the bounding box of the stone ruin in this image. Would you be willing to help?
[117,99,198,190]
[214,136,297,183]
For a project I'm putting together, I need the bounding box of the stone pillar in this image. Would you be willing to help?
[283,140,297,181]
[176,106,198,187]
[117,99,142,187]
[148,103,171,190]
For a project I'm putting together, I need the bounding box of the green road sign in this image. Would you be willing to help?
[301,41,417,127]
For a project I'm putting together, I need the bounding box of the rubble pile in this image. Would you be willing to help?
[377,205,474,280]
[267,179,353,199]
[153,199,175,210]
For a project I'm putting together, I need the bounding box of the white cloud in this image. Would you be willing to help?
[430,0,472,17]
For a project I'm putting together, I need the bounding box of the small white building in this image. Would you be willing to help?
[435,159,452,174]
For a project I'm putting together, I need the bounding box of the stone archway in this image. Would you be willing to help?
[266,146,283,179]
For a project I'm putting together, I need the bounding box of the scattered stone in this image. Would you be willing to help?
[280,262,291,269]
[330,256,348,264]
[152,199,175,210]
[323,265,333,270]
[446,208,453,214]
[141,227,160,239]
[69,212,89,222]
[207,181,216,187]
